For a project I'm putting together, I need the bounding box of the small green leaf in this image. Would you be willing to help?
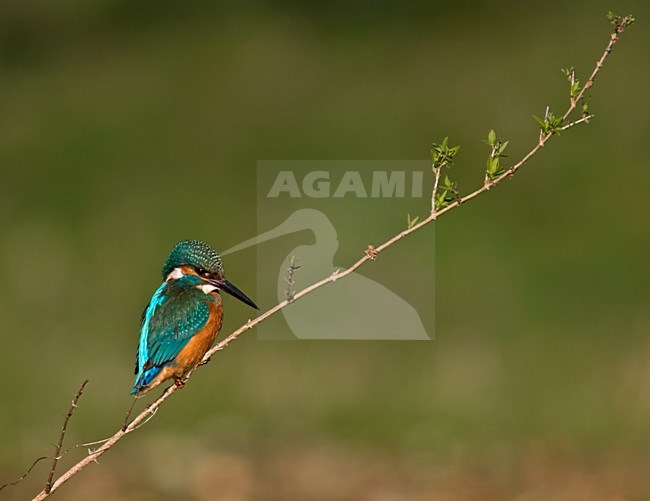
[570,81,581,99]
[487,129,496,146]
[407,213,419,229]
[435,192,449,210]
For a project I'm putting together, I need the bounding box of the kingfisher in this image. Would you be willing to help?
[132,240,258,396]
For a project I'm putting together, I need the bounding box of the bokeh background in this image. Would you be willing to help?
[1,1,649,499]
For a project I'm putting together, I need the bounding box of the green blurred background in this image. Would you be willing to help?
[1,1,649,499]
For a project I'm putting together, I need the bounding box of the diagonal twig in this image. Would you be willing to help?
[0,456,49,492]
[44,380,88,494]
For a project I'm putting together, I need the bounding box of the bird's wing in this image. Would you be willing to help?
[136,282,211,372]
[134,303,149,374]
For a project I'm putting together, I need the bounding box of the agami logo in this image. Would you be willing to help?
[267,170,425,198]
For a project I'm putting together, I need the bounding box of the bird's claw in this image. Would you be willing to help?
[173,376,185,389]
[199,357,211,366]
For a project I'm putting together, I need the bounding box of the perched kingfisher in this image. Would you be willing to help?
[132,240,258,396]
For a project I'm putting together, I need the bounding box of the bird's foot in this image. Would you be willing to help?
[173,376,185,389]
[199,357,211,366]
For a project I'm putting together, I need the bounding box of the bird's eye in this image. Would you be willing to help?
[197,268,209,277]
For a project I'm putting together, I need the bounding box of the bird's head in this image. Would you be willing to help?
[162,240,258,309]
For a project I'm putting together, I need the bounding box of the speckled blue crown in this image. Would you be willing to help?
[161,240,224,279]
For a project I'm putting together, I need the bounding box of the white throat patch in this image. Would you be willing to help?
[197,283,218,294]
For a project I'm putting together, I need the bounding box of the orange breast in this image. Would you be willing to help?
[172,295,223,375]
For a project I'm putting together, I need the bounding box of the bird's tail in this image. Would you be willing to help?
[131,366,163,395]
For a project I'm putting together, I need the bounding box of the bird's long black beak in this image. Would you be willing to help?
[208,277,259,310]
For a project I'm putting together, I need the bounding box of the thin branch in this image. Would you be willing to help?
[284,256,301,302]
[122,396,138,432]
[61,438,112,457]
[0,457,48,492]
[431,164,443,216]
[559,114,594,131]
[44,380,88,494]
[28,18,633,500]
